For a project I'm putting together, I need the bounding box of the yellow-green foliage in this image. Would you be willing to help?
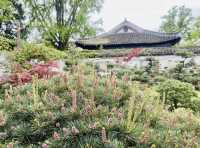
[64,49,97,66]
[157,79,197,110]
[0,65,132,147]
[126,83,160,131]
[13,43,66,64]
[0,64,200,147]
[64,48,82,65]
[125,82,200,147]
[0,36,15,51]
[80,50,98,58]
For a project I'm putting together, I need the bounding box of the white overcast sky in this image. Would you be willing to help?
[98,0,200,32]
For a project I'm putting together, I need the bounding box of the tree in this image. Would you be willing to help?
[176,50,193,67]
[0,0,29,39]
[0,0,13,23]
[157,79,197,110]
[160,6,193,39]
[145,57,160,75]
[24,0,103,50]
[188,16,200,44]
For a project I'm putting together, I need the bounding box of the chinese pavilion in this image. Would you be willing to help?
[75,19,181,50]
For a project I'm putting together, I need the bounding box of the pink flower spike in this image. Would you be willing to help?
[6,142,13,148]
[63,128,68,137]
[42,143,49,148]
[56,122,60,128]
[101,127,107,143]
[53,131,60,140]
[71,90,77,112]
[72,126,79,136]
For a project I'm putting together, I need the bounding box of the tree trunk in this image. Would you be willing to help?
[173,99,178,109]
[55,0,64,25]
[183,58,187,67]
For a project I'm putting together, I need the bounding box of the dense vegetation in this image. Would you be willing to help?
[13,44,66,65]
[0,36,16,51]
[81,46,200,58]
[160,5,200,45]
[22,0,103,49]
[0,38,200,147]
[0,35,199,147]
[160,5,193,39]
[1,64,200,147]
[1,1,200,147]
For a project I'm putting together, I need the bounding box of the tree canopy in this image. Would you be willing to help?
[24,0,104,50]
[160,6,193,39]
[189,17,200,44]
[0,0,13,22]
[0,0,29,39]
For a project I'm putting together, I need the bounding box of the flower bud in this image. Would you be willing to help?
[6,143,13,148]
[101,127,107,143]
[42,143,49,148]
[56,122,60,128]
[53,132,60,140]
[63,128,68,137]
[72,126,79,136]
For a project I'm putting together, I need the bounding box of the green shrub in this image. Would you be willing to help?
[64,48,82,66]
[64,49,97,66]
[126,83,200,147]
[0,65,133,147]
[0,36,16,51]
[153,75,167,83]
[176,50,193,59]
[157,79,197,110]
[80,50,98,58]
[13,44,66,64]
[1,65,200,147]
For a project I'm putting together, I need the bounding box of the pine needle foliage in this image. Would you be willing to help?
[0,64,200,147]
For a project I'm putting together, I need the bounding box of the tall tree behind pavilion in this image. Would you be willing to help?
[160,5,193,40]
[188,16,200,44]
[23,0,104,50]
[0,0,29,39]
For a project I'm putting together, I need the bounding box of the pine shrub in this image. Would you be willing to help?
[0,65,200,147]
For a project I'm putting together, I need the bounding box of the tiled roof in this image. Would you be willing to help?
[103,19,144,34]
[77,32,180,45]
[76,20,181,49]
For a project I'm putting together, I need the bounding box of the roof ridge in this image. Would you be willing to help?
[106,19,144,35]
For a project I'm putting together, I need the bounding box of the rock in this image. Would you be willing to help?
[0,132,7,139]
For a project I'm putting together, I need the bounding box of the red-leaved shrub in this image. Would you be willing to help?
[0,61,60,86]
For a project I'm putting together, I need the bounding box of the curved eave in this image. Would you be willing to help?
[75,37,181,50]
